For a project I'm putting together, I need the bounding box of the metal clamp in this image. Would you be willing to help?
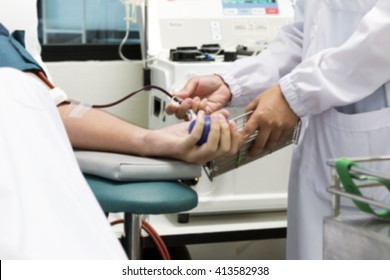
[326,156,390,218]
[204,111,302,180]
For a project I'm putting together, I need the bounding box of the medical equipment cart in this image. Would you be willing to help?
[325,156,390,259]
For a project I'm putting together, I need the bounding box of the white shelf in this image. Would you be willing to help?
[146,211,287,237]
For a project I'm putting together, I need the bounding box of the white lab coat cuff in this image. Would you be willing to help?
[218,71,254,107]
[279,74,308,117]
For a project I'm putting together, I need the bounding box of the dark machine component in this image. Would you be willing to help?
[170,46,215,62]
[223,51,237,62]
[236,44,255,56]
[199,44,222,54]
[177,213,190,224]
[170,46,198,61]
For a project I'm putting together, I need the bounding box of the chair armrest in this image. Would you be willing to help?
[74,151,201,181]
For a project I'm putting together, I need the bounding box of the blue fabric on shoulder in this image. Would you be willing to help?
[0,23,45,74]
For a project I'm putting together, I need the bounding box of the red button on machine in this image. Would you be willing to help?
[266,8,279,14]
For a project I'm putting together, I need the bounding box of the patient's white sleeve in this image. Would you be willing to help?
[0,68,126,259]
[50,87,69,105]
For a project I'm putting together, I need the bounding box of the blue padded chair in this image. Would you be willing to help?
[75,151,200,260]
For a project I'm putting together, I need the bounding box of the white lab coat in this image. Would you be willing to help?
[0,1,126,259]
[221,0,390,259]
[0,68,127,259]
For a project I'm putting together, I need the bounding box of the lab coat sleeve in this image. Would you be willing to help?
[219,2,305,107]
[280,0,390,117]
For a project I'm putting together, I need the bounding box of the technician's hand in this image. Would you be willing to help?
[165,74,232,119]
[159,110,240,165]
[242,84,299,157]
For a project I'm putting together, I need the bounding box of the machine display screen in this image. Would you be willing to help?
[222,0,279,15]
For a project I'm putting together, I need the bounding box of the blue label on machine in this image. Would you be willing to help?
[222,0,279,16]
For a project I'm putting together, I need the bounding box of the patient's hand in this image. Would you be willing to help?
[146,110,240,165]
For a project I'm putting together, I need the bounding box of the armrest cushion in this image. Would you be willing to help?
[75,151,201,181]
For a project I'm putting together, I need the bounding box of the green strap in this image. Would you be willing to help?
[335,158,390,219]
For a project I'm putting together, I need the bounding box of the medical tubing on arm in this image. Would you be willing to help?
[87,85,173,109]
[37,70,211,143]
[57,85,173,108]
[36,70,174,108]
[37,71,55,89]
[68,101,92,118]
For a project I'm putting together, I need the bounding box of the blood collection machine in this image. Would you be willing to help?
[146,0,294,215]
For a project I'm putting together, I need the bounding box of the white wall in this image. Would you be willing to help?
[45,60,148,127]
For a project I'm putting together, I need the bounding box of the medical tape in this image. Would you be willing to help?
[68,101,92,118]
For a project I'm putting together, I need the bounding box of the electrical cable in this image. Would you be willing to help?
[142,220,171,260]
[110,218,171,260]
[110,219,125,226]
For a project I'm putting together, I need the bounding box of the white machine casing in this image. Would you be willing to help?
[147,0,294,215]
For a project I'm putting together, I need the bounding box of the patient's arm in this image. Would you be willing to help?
[26,72,239,164]
[58,105,239,165]
[58,104,152,155]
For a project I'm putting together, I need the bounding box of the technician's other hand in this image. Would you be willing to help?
[157,110,240,165]
[165,74,232,119]
[242,84,298,157]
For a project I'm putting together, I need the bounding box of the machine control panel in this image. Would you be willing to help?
[147,0,293,56]
[222,0,279,16]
